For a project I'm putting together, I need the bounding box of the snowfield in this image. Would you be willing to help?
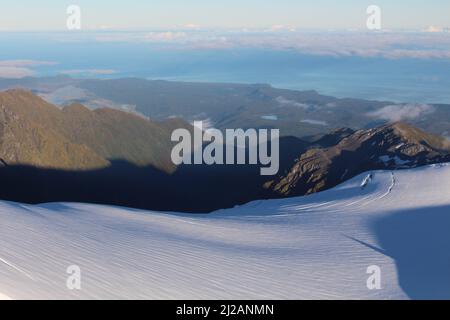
[1,164,450,299]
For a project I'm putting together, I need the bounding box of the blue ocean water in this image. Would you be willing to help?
[1,32,450,104]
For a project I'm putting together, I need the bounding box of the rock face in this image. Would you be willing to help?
[0,89,190,172]
[266,123,450,196]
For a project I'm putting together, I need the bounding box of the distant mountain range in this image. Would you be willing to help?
[2,76,450,139]
[1,86,450,212]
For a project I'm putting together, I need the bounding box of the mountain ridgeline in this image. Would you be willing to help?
[266,123,450,197]
[0,89,189,172]
[1,89,450,212]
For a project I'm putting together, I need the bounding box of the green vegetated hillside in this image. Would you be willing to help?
[0,89,190,172]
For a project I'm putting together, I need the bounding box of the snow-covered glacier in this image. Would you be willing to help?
[1,164,450,300]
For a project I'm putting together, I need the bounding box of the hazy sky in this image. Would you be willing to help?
[1,0,449,31]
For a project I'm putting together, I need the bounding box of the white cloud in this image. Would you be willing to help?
[83,30,450,60]
[0,67,34,78]
[0,60,57,79]
[184,23,201,29]
[38,85,89,105]
[261,115,278,121]
[60,69,117,76]
[367,104,435,122]
[426,26,443,33]
[94,31,189,43]
[144,31,187,42]
[267,25,297,32]
[275,96,310,109]
[301,119,328,126]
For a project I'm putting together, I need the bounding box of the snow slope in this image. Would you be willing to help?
[1,164,450,299]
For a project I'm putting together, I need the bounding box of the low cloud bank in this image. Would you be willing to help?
[367,103,435,122]
[90,31,450,60]
[0,60,57,79]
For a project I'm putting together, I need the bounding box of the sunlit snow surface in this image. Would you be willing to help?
[1,164,450,299]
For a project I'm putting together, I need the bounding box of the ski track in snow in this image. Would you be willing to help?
[0,164,449,299]
[0,257,35,280]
